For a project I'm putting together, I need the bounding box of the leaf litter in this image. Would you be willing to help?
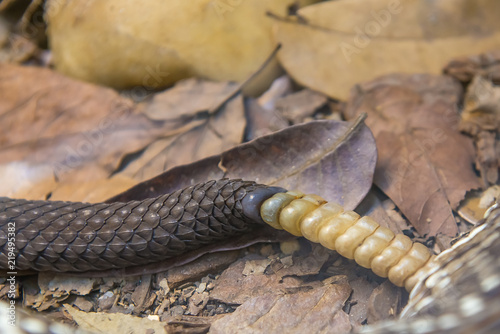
[273,0,500,99]
[0,62,384,332]
[0,65,247,202]
[0,4,497,332]
[345,73,482,250]
[1,67,488,333]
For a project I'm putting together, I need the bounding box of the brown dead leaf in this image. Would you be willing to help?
[144,79,239,121]
[210,254,306,305]
[244,97,288,141]
[458,76,500,185]
[0,64,248,200]
[0,63,151,183]
[64,304,167,334]
[461,76,500,132]
[444,50,500,84]
[187,291,209,316]
[131,275,152,313]
[37,272,97,296]
[45,0,320,96]
[347,278,377,331]
[356,189,406,235]
[256,75,293,112]
[109,117,377,212]
[346,73,481,245]
[47,175,138,202]
[73,297,94,312]
[163,315,223,334]
[273,0,500,99]
[367,280,403,324]
[24,272,100,311]
[209,277,352,334]
[274,89,328,123]
[210,243,333,307]
[163,251,240,289]
[121,80,246,181]
[456,186,500,226]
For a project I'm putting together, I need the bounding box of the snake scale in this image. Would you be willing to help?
[1,179,499,333]
[0,179,284,272]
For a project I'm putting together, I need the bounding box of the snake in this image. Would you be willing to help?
[1,179,499,333]
[0,179,285,273]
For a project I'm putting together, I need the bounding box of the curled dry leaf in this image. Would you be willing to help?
[122,80,247,182]
[23,272,99,311]
[257,75,293,112]
[346,74,481,246]
[144,79,240,121]
[273,0,500,99]
[109,117,377,212]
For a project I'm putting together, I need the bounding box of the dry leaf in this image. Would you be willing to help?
[459,76,500,185]
[0,161,55,198]
[210,278,352,334]
[347,278,378,331]
[273,0,500,99]
[163,251,240,289]
[131,275,152,313]
[462,76,500,131]
[109,118,377,212]
[211,244,331,306]
[0,64,249,200]
[209,254,306,305]
[346,74,481,245]
[355,190,406,235]
[274,89,328,123]
[144,79,239,121]
[121,80,247,181]
[64,304,167,334]
[366,280,403,324]
[257,75,293,111]
[444,50,500,84]
[48,175,138,202]
[24,272,100,311]
[244,97,288,141]
[456,186,500,225]
[46,0,320,95]
[0,63,151,184]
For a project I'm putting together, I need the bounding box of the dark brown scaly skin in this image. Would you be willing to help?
[0,179,285,272]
